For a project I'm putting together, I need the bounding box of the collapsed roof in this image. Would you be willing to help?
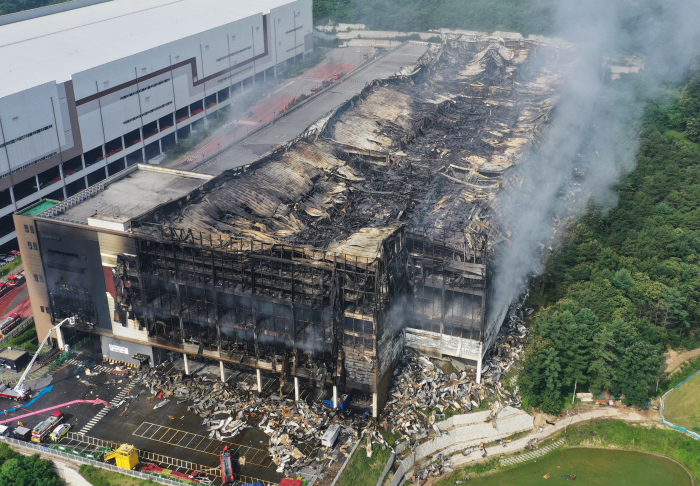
[136,34,569,256]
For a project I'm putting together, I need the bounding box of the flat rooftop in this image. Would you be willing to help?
[0,347,28,361]
[35,164,211,225]
[0,0,296,99]
[18,199,60,216]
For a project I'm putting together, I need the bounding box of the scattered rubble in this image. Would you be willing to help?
[383,311,528,437]
[131,365,358,477]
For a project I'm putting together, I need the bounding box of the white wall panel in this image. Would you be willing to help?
[0,83,62,174]
[0,0,313,172]
[77,101,105,151]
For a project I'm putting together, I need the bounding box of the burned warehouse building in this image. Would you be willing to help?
[16,33,568,416]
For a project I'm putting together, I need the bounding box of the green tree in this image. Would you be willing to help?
[616,341,665,406]
[539,347,563,413]
[588,327,617,394]
[663,287,690,330]
[612,268,635,290]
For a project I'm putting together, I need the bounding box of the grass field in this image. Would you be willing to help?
[664,370,700,434]
[434,420,700,486]
[79,465,156,486]
[0,326,38,352]
[336,432,397,486]
[0,257,21,279]
[463,448,692,486]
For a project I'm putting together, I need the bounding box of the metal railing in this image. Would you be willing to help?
[62,431,276,485]
[661,369,700,441]
[1,436,191,486]
[0,315,33,345]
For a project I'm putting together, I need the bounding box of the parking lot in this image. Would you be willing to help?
[0,343,336,485]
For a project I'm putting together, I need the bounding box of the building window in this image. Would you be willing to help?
[34,274,38,282]
[27,242,32,250]
[40,306,44,313]
[29,226,34,234]
[40,275,44,283]
[32,242,37,250]
[24,225,29,233]
[0,125,53,149]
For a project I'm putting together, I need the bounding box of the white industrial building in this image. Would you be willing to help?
[0,0,313,249]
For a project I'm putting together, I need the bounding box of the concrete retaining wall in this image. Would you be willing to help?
[386,407,533,486]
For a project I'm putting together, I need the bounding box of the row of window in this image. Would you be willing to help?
[286,43,305,53]
[0,151,58,181]
[120,78,171,100]
[0,125,52,149]
[124,101,173,124]
[47,262,86,274]
[216,45,252,62]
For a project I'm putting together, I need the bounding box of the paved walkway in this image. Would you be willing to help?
[52,458,93,486]
[16,448,92,486]
[412,407,660,486]
[447,407,655,470]
[499,437,567,466]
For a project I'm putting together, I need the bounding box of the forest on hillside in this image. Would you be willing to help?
[521,74,700,413]
[314,0,554,35]
[0,0,67,15]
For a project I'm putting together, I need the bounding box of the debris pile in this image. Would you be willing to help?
[411,453,454,483]
[383,310,528,436]
[132,366,356,476]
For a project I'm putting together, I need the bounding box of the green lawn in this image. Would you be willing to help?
[79,465,156,486]
[336,432,397,486]
[0,257,21,279]
[0,327,38,352]
[434,420,700,486]
[664,371,700,434]
[462,448,691,486]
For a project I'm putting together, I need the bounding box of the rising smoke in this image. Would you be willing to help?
[488,0,700,330]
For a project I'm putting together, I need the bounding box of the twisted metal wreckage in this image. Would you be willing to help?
[96,33,570,423]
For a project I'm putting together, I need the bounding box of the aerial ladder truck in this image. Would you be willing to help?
[0,316,75,401]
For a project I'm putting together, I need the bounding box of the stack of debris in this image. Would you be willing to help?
[132,366,356,476]
[382,314,528,436]
[411,453,455,483]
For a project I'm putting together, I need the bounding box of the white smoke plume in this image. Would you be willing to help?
[488,0,700,329]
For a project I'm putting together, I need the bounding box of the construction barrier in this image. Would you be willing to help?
[661,369,700,441]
